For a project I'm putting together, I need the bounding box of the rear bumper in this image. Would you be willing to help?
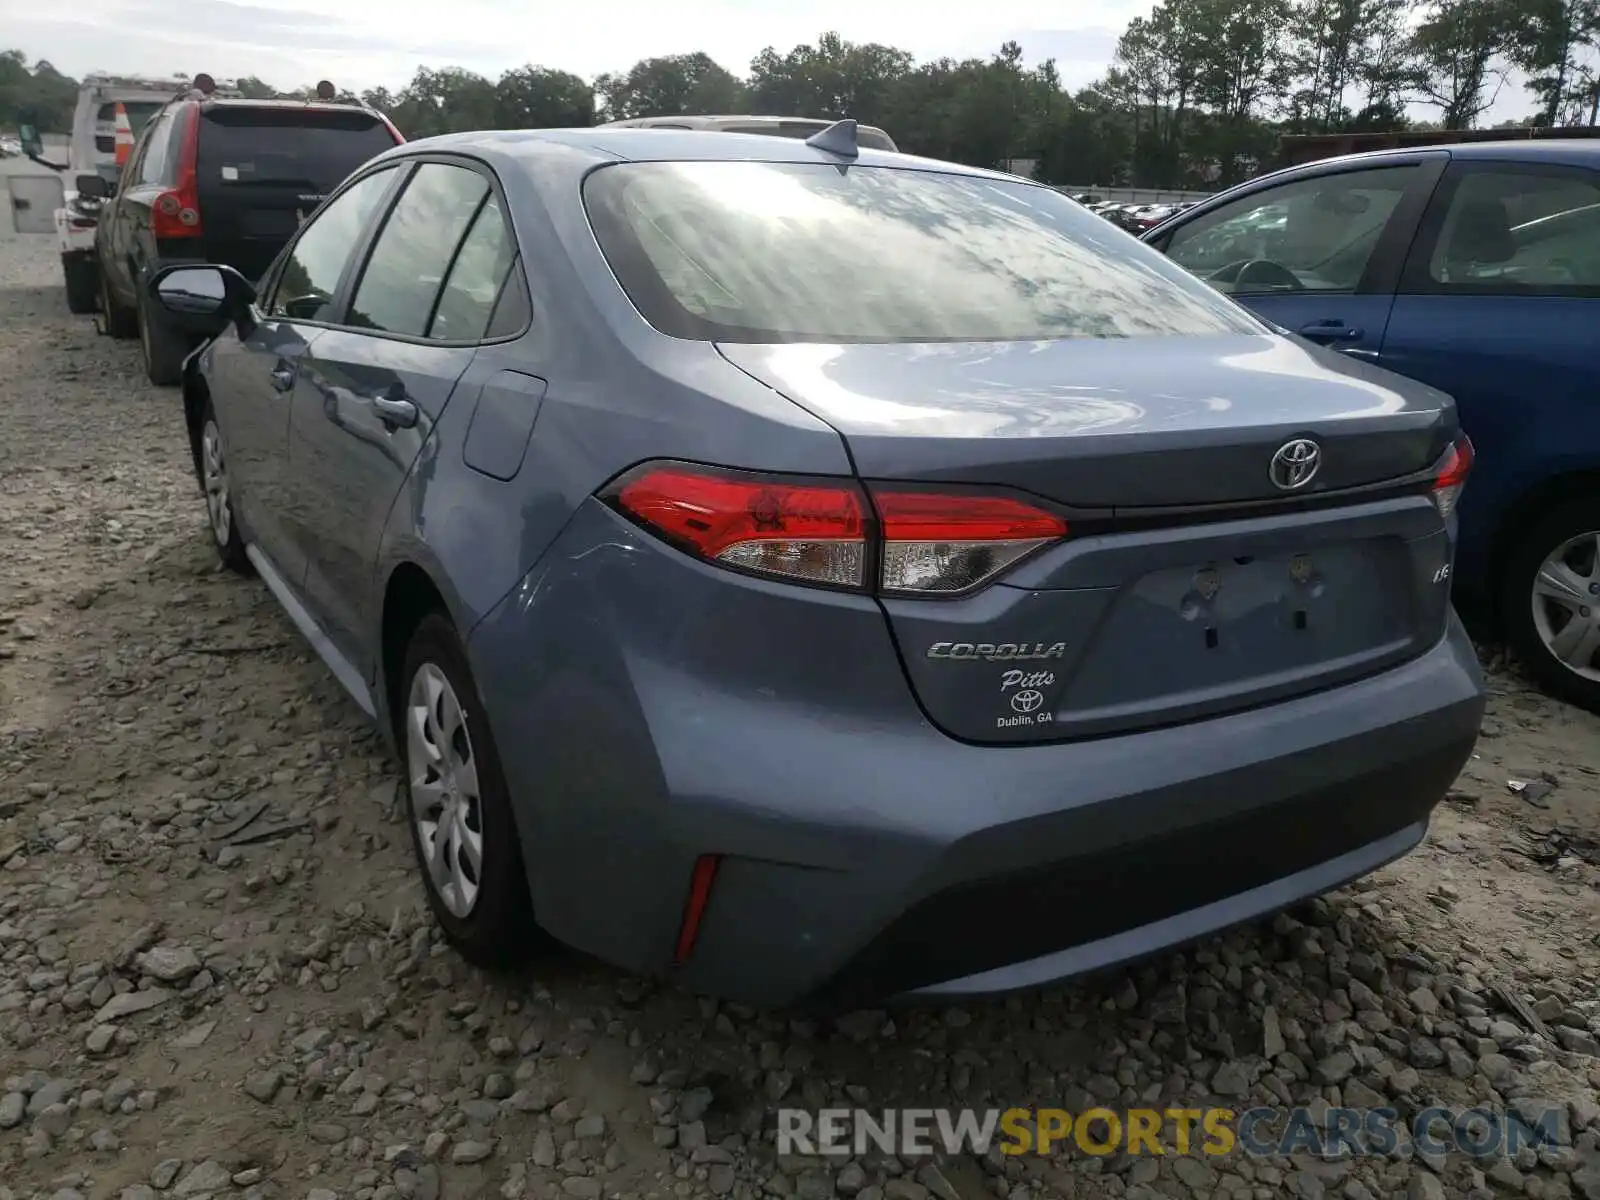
[469,501,1485,1010]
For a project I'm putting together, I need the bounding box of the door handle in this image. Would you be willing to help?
[269,365,295,392]
[1298,321,1363,342]
[372,394,418,430]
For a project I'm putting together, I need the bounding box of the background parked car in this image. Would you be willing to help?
[596,113,898,152]
[1143,141,1600,712]
[89,77,403,385]
[5,73,175,313]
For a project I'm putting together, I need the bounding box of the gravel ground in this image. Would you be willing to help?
[2,150,1599,1200]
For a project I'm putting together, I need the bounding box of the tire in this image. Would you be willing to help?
[399,613,538,968]
[138,289,189,386]
[1501,496,1600,713]
[62,254,97,315]
[98,266,138,339]
[197,399,249,574]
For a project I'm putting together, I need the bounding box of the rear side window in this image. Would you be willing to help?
[584,160,1261,343]
[1425,167,1600,291]
[137,113,175,185]
[198,108,398,195]
[348,163,490,336]
[427,194,520,340]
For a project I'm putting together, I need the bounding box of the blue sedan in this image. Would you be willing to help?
[1143,142,1600,713]
[148,124,1483,1006]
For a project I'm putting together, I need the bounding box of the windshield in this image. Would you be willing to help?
[583,161,1263,344]
[197,108,398,193]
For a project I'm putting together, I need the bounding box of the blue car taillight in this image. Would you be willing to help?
[1430,434,1474,520]
[603,461,1069,597]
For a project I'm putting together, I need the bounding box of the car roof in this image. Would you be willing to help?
[1280,138,1600,174]
[189,98,383,117]
[389,127,1020,182]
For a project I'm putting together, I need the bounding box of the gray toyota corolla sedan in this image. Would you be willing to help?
[151,122,1486,1009]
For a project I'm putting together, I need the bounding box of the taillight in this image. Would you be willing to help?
[604,462,1068,596]
[1430,435,1474,519]
[614,465,868,588]
[152,108,202,239]
[873,489,1068,594]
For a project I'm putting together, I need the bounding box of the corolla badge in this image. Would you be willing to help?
[1269,438,1321,491]
[926,641,1067,661]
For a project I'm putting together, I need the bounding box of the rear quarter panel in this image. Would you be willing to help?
[374,142,858,654]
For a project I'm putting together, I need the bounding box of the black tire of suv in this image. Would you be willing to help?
[399,613,542,970]
[1500,496,1600,714]
[62,254,97,315]
[138,290,189,387]
[98,269,138,339]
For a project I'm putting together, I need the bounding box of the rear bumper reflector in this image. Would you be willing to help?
[673,854,722,965]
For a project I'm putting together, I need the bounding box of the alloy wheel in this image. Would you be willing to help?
[406,662,484,918]
[200,420,233,547]
[1530,529,1600,684]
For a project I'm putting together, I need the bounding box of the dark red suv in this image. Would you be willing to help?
[89,77,404,384]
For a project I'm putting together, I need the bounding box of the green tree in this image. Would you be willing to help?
[1506,0,1600,125]
[596,53,744,120]
[494,66,594,128]
[745,31,913,125]
[1410,0,1520,129]
[0,51,77,132]
[388,66,500,137]
[235,75,277,99]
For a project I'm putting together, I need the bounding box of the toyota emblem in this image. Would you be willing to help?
[1269,438,1322,491]
[1010,689,1044,714]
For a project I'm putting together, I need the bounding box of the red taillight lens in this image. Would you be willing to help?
[614,465,868,588]
[872,489,1068,594]
[1430,435,1474,519]
[152,108,202,239]
[606,462,1069,595]
[152,188,202,237]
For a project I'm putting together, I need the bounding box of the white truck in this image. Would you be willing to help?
[8,73,195,313]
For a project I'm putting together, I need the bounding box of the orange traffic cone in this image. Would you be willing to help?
[113,102,135,167]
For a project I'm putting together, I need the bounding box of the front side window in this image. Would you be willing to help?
[583,161,1261,343]
[267,167,399,321]
[1165,166,1417,294]
[1426,168,1600,291]
[348,163,491,336]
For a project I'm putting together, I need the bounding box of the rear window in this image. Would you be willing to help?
[94,100,164,152]
[583,161,1262,344]
[197,108,398,194]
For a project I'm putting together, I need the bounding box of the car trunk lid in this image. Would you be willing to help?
[716,333,1449,508]
[718,332,1464,743]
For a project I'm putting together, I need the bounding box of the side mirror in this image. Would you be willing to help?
[19,123,44,159]
[150,263,257,336]
[75,174,109,200]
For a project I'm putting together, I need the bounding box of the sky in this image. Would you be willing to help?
[1,0,1537,125]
